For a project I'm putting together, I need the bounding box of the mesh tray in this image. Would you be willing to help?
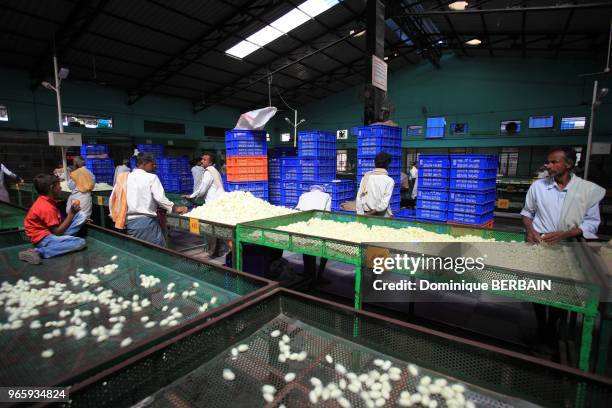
[68,289,612,407]
[0,202,27,230]
[0,226,274,389]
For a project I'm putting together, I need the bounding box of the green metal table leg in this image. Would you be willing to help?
[16,188,23,207]
[596,315,611,375]
[99,204,106,228]
[579,314,596,371]
[236,238,243,271]
[354,249,362,310]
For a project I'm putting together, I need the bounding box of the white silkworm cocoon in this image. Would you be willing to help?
[41,349,54,358]
[222,369,235,381]
[284,372,296,382]
[270,330,281,338]
[237,344,249,352]
[325,354,333,364]
[120,337,132,347]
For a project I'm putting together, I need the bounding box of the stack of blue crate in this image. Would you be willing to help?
[298,179,354,211]
[80,144,108,157]
[137,144,165,157]
[268,157,282,205]
[225,129,268,199]
[85,158,115,184]
[157,157,192,193]
[447,155,498,226]
[356,125,402,212]
[416,155,450,222]
[273,130,337,208]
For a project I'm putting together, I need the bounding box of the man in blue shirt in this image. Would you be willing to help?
[521,147,604,243]
[521,146,604,349]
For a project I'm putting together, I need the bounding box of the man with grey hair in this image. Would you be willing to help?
[66,156,95,227]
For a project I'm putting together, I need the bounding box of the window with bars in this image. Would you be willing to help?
[337,149,348,172]
[0,105,8,121]
[63,112,112,128]
[499,147,518,176]
[426,117,445,138]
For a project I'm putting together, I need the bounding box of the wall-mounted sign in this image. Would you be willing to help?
[337,129,348,139]
[371,55,387,92]
[48,131,82,146]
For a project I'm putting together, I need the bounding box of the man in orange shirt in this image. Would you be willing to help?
[19,174,87,264]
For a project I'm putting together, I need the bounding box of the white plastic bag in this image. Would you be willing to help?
[234,106,278,130]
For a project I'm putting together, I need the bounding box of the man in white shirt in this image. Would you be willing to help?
[356,152,395,217]
[113,159,131,185]
[125,153,188,246]
[190,157,205,195]
[183,152,225,257]
[184,152,225,203]
[409,161,418,200]
[0,162,22,203]
[296,185,331,211]
[521,147,604,243]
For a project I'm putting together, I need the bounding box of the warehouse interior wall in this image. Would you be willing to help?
[271,55,612,149]
[0,67,239,148]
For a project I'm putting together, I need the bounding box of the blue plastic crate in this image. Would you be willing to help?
[418,189,449,202]
[226,140,267,156]
[448,201,495,214]
[271,146,297,157]
[85,158,115,172]
[225,181,268,200]
[416,208,447,222]
[299,140,336,158]
[160,175,193,193]
[395,208,416,220]
[357,157,402,170]
[137,144,165,157]
[355,125,402,140]
[450,155,498,169]
[80,144,108,156]
[416,199,448,211]
[268,158,281,179]
[94,174,113,184]
[156,157,190,174]
[448,189,496,204]
[449,168,497,179]
[418,167,450,178]
[447,211,494,225]
[418,155,450,169]
[357,144,401,158]
[299,130,335,141]
[225,129,267,142]
[419,177,449,190]
[281,158,336,181]
[449,178,496,190]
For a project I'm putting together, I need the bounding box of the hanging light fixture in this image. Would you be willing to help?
[465,38,482,46]
[448,1,468,11]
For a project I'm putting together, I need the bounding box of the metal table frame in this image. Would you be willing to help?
[66,288,612,408]
[0,223,278,390]
[235,210,604,371]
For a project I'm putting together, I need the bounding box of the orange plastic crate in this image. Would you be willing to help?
[226,155,268,181]
[447,220,494,230]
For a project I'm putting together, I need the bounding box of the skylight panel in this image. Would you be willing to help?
[298,0,338,18]
[226,41,260,59]
[270,8,311,33]
[246,25,284,47]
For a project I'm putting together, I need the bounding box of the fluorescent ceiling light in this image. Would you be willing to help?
[448,1,468,10]
[226,0,339,59]
[465,38,482,46]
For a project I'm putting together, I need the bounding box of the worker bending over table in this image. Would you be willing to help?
[110,153,188,247]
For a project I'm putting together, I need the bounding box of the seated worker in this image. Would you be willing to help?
[521,146,605,243]
[296,185,332,286]
[356,152,395,217]
[296,184,331,212]
[67,156,95,222]
[110,153,188,247]
[19,174,87,264]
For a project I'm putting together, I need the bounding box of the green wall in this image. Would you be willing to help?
[271,55,612,148]
[0,67,240,150]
